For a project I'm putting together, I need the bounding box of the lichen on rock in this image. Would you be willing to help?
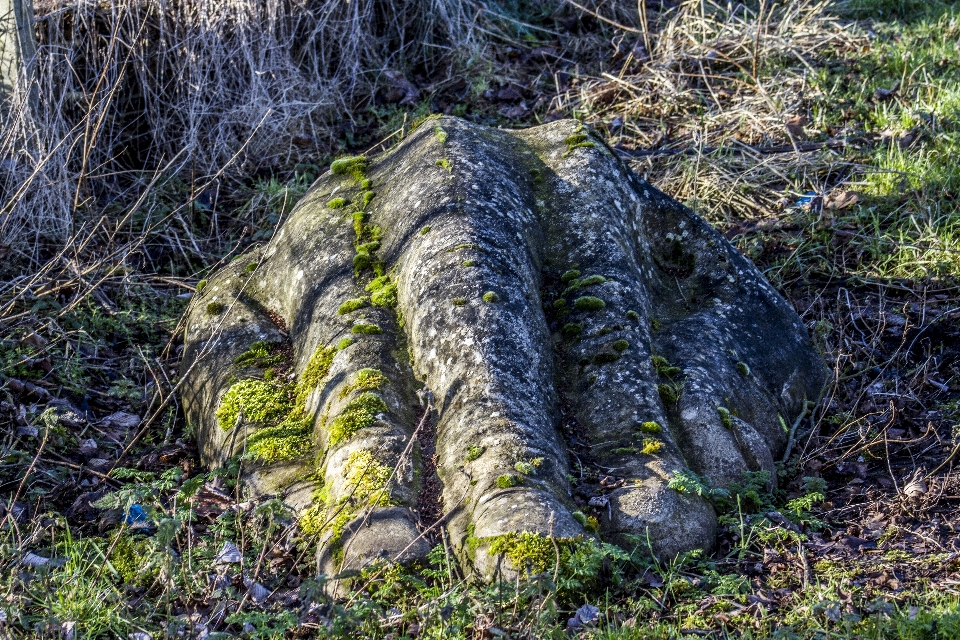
[181,115,827,583]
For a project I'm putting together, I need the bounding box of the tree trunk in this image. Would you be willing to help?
[0,0,37,120]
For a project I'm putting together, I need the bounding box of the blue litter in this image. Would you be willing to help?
[124,504,148,524]
[796,192,818,206]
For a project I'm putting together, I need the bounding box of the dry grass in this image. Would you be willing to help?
[564,0,866,220]
[0,0,499,271]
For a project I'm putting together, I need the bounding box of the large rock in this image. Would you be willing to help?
[180,116,827,580]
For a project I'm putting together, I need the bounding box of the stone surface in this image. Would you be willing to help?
[180,116,827,580]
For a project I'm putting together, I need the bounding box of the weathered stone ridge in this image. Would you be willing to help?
[180,116,827,580]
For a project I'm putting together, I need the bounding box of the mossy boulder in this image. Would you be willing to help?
[180,116,827,582]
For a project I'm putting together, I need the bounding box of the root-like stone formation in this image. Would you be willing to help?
[181,116,827,582]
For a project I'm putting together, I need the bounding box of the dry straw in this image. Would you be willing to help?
[563,0,866,221]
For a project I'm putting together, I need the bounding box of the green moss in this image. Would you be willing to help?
[461,259,475,267]
[434,125,448,144]
[328,392,389,445]
[353,211,367,238]
[110,536,157,586]
[362,191,376,207]
[496,474,519,489]
[357,241,381,254]
[561,269,581,283]
[452,297,467,306]
[206,301,225,315]
[436,158,451,171]
[330,156,368,181]
[245,262,258,273]
[360,178,372,190]
[300,450,392,541]
[652,355,681,377]
[514,461,537,475]
[553,298,566,308]
[640,421,662,434]
[593,352,620,365]
[651,318,661,332]
[339,368,389,399]
[658,383,679,405]
[465,445,485,462]
[336,338,355,351]
[351,323,382,335]
[366,274,390,292]
[215,379,292,431]
[420,225,432,235]
[246,410,312,462]
[344,449,392,503]
[353,253,372,273]
[579,275,606,287]
[337,298,369,315]
[482,291,499,303]
[737,361,751,376]
[564,132,595,155]
[612,339,629,352]
[562,323,583,338]
[234,341,284,369]
[299,345,337,403]
[327,197,347,209]
[641,438,664,455]
[626,310,639,321]
[370,282,397,308]
[598,327,613,336]
[613,446,638,454]
[560,282,581,298]
[718,406,734,430]
[488,532,554,573]
[573,296,605,311]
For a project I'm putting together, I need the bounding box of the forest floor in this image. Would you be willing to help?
[2,0,960,638]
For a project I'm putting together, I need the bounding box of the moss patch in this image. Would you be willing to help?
[496,474,519,489]
[658,383,679,405]
[328,392,389,445]
[482,291,499,303]
[562,323,583,338]
[737,361,751,376]
[718,406,734,430]
[639,421,662,434]
[206,301,225,315]
[327,197,347,209]
[337,298,369,315]
[564,132,595,156]
[330,155,368,181]
[612,339,629,352]
[339,368,389,399]
[367,277,398,308]
[573,296,605,311]
[641,438,664,455]
[465,445,485,462]
[246,410,312,462]
[336,337,355,351]
[234,340,284,369]
[652,355,681,377]
[351,323,382,335]
[215,379,291,431]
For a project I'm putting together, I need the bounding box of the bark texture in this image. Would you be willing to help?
[180,116,827,580]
